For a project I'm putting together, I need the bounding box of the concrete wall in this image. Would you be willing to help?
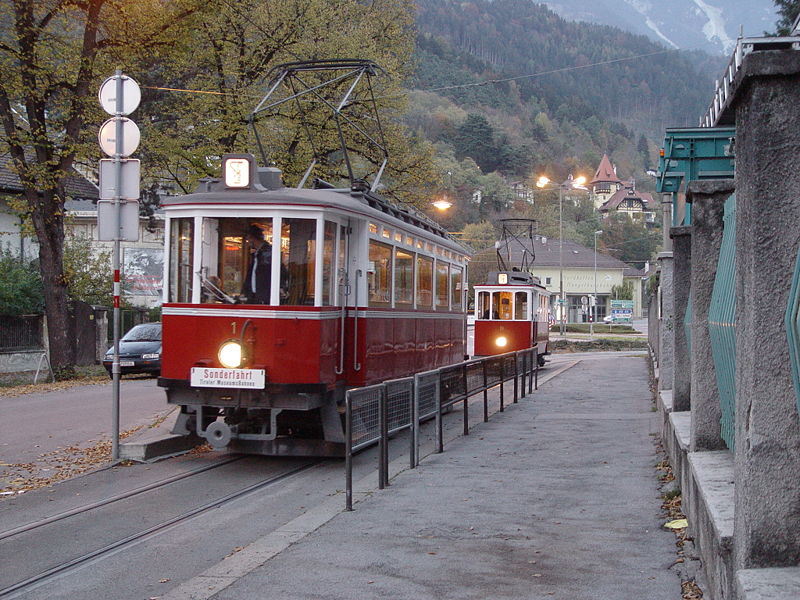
[731,49,800,572]
[655,45,800,600]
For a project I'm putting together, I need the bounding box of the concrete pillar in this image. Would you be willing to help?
[670,226,691,411]
[657,252,674,391]
[686,181,734,451]
[730,50,800,569]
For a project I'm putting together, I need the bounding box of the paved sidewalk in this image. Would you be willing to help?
[171,354,680,600]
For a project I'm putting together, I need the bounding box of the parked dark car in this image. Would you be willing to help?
[103,322,161,377]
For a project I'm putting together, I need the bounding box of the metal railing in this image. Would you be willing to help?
[0,315,43,351]
[345,348,539,510]
[709,194,737,450]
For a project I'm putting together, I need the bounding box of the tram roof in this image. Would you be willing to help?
[161,184,471,257]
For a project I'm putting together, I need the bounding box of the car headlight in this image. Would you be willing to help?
[142,353,160,359]
[495,336,508,348]
[218,341,243,368]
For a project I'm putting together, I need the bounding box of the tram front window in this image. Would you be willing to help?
[195,217,275,304]
[493,291,513,320]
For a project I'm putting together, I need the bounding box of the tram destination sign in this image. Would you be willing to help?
[190,367,266,389]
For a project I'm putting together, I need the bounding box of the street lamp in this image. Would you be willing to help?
[432,198,452,210]
[591,230,603,339]
[536,174,587,336]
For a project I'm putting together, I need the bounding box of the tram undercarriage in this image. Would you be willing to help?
[163,380,347,457]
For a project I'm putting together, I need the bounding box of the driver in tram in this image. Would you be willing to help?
[242,225,273,304]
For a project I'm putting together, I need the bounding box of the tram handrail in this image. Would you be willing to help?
[345,347,539,510]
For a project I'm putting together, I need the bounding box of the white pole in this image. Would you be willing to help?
[111,69,123,461]
[558,185,564,337]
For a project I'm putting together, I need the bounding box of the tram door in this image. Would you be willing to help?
[335,220,353,378]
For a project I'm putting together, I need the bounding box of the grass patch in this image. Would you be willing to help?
[550,323,637,334]
[550,338,649,353]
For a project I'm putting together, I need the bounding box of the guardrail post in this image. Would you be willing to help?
[345,392,353,511]
[534,357,539,391]
[462,365,469,436]
[513,354,519,403]
[499,358,505,412]
[483,360,489,422]
[520,352,526,398]
[411,374,420,468]
[436,379,443,453]
[378,387,388,489]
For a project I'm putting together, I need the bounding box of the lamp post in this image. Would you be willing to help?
[536,174,586,336]
[591,230,603,339]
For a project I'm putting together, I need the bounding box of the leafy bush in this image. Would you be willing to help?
[0,249,44,315]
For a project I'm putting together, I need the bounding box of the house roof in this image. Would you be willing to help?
[503,236,629,270]
[599,186,655,212]
[591,154,622,185]
[0,152,99,200]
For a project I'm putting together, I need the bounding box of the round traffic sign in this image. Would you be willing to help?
[98,75,141,116]
[98,117,140,157]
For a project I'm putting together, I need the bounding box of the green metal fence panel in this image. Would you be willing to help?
[785,244,800,417]
[708,194,737,450]
[656,127,735,227]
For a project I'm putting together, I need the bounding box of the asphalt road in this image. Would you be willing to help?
[0,377,172,466]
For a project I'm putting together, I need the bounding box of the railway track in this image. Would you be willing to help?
[0,458,320,598]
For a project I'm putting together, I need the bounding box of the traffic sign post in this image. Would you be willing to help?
[98,70,141,461]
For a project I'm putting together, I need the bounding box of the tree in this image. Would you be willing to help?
[63,235,113,307]
[774,0,800,35]
[136,0,433,204]
[610,279,635,300]
[0,0,202,376]
[0,0,427,376]
[454,114,499,172]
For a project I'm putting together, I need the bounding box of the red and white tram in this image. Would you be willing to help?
[473,270,551,365]
[158,153,471,456]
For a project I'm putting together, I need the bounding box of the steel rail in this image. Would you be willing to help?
[0,461,321,598]
[0,456,245,543]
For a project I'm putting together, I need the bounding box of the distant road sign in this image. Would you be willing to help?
[97,200,139,241]
[98,75,141,116]
[99,159,140,200]
[98,118,140,157]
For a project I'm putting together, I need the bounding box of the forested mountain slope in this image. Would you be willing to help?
[408,0,725,189]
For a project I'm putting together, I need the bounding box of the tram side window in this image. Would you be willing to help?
[281,218,316,306]
[368,240,392,307]
[477,291,491,319]
[515,291,529,320]
[416,255,433,308]
[169,218,194,303]
[451,267,463,311]
[394,249,413,306]
[436,262,449,309]
[322,221,336,306]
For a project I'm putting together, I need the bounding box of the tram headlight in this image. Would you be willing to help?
[495,336,508,348]
[218,341,243,368]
